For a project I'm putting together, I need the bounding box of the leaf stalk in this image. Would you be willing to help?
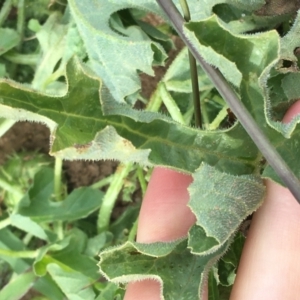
[0,0,12,27]
[179,0,202,128]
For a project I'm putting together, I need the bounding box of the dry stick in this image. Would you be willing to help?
[156,0,300,204]
[179,0,202,128]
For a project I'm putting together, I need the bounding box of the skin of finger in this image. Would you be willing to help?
[124,167,198,300]
[230,100,300,299]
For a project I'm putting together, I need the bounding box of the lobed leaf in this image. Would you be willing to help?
[99,238,230,300]
[0,57,259,175]
[68,0,167,102]
[188,163,265,253]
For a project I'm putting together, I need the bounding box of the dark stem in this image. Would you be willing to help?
[156,0,300,204]
[179,0,202,128]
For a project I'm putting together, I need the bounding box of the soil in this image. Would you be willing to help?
[0,121,118,190]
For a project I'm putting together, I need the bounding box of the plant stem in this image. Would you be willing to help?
[97,163,133,233]
[0,178,23,199]
[158,82,185,124]
[22,233,33,246]
[128,218,138,242]
[146,86,163,112]
[54,157,63,201]
[0,0,12,27]
[16,0,25,48]
[199,90,212,127]
[179,0,202,128]
[156,0,300,203]
[0,218,11,230]
[0,248,38,258]
[208,105,228,130]
[54,157,64,239]
[137,166,147,196]
[3,52,39,66]
[179,0,191,20]
[91,175,114,190]
[0,118,15,137]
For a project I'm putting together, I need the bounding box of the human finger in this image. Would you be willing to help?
[230,100,300,299]
[124,167,196,300]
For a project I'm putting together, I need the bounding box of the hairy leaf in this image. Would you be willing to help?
[0,58,259,175]
[183,14,300,185]
[68,0,167,102]
[99,238,230,300]
[188,163,265,254]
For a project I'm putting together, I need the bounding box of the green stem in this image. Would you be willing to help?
[208,105,228,130]
[0,248,38,258]
[179,0,191,21]
[16,0,25,49]
[3,52,40,66]
[0,118,15,137]
[22,233,33,246]
[91,175,114,190]
[137,166,147,196]
[0,218,11,230]
[97,163,133,233]
[188,51,202,128]
[53,221,64,240]
[0,0,13,27]
[0,178,23,199]
[199,90,212,128]
[54,157,63,201]
[54,157,64,239]
[158,82,185,124]
[146,86,163,112]
[128,218,138,242]
[179,0,202,128]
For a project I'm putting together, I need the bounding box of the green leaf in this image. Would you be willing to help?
[183,14,300,185]
[184,14,279,123]
[34,228,99,280]
[280,13,300,61]
[163,47,213,93]
[10,214,53,241]
[17,168,103,222]
[68,0,167,102]
[99,238,230,300]
[95,282,124,300]
[0,271,36,300]
[0,28,20,56]
[31,12,69,90]
[84,232,113,257]
[34,274,65,300]
[208,269,219,300]
[0,58,259,175]
[188,163,265,253]
[218,233,245,287]
[182,164,264,298]
[47,264,96,300]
